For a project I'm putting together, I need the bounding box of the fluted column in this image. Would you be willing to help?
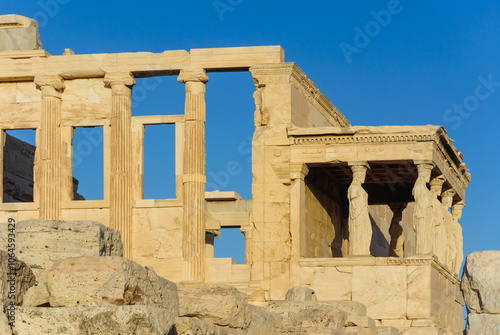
[347,162,371,256]
[35,75,65,220]
[178,69,208,283]
[413,163,434,254]
[104,72,136,259]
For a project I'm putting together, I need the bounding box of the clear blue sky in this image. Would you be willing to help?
[2,1,499,265]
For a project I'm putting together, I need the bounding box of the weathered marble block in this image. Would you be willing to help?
[0,250,35,305]
[177,284,251,329]
[0,15,41,51]
[47,256,178,314]
[13,306,175,335]
[0,220,123,271]
[461,250,500,314]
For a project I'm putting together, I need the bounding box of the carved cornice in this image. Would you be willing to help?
[250,63,350,128]
[289,126,470,200]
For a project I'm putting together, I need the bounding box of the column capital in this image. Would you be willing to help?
[290,163,309,181]
[34,75,65,98]
[348,161,370,169]
[104,72,136,87]
[441,189,456,209]
[177,69,208,83]
[430,175,446,197]
[451,200,465,221]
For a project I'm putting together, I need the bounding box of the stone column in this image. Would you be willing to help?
[451,201,465,275]
[35,75,65,220]
[178,69,208,283]
[347,162,371,256]
[388,202,407,257]
[104,72,136,259]
[290,163,309,286]
[413,163,434,255]
[442,189,457,270]
[430,175,446,262]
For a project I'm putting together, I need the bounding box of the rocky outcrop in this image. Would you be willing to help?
[0,250,35,305]
[0,219,395,334]
[461,251,500,335]
[47,256,178,312]
[0,220,123,272]
[13,306,176,335]
[178,284,251,329]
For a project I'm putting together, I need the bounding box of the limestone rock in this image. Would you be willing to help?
[22,282,49,307]
[0,250,36,305]
[267,301,347,331]
[178,284,251,329]
[247,305,280,335]
[285,286,318,302]
[13,306,175,335]
[175,317,223,335]
[466,313,500,335]
[0,15,41,51]
[0,311,12,335]
[0,220,123,271]
[461,251,500,314]
[47,256,178,314]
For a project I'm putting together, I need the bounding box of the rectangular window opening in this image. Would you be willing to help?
[214,227,245,264]
[132,76,185,117]
[143,124,176,199]
[72,126,103,200]
[3,129,36,203]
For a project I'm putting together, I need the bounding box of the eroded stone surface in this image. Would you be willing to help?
[178,284,251,329]
[0,250,35,305]
[461,251,500,314]
[13,306,175,335]
[47,256,178,314]
[0,220,123,271]
[466,313,500,335]
[285,286,318,302]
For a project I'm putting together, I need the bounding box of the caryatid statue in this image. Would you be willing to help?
[442,189,456,271]
[348,163,372,256]
[253,85,268,126]
[451,200,465,275]
[430,175,446,262]
[388,203,407,257]
[413,163,434,255]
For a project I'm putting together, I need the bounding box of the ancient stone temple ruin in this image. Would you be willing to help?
[0,15,472,334]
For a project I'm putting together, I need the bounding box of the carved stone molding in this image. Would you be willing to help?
[177,69,209,83]
[34,75,65,98]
